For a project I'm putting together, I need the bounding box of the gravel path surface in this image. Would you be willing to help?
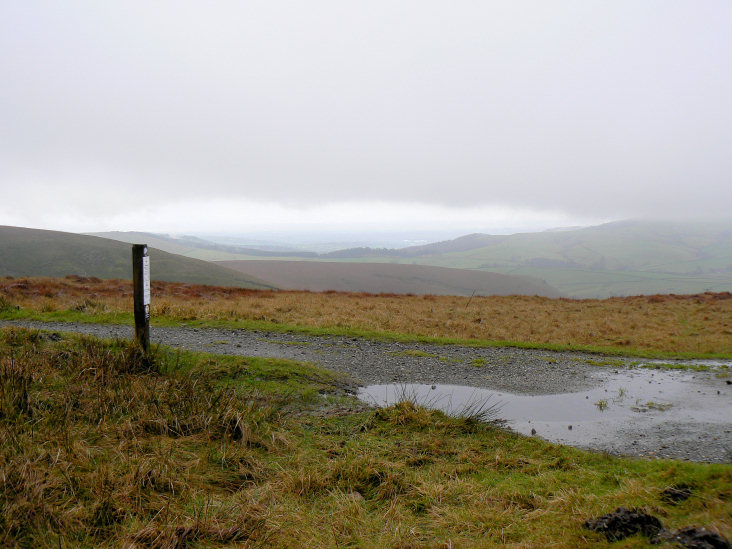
[3,320,730,463]
[1,320,614,393]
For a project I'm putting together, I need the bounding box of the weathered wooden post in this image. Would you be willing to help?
[132,244,150,353]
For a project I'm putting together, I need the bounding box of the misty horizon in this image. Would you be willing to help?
[2,2,731,234]
[85,216,732,255]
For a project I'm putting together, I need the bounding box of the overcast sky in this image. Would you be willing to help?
[1,2,730,235]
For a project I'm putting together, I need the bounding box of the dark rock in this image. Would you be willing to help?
[584,507,663,541]
[652,526,730,549]
[661,484,693,503]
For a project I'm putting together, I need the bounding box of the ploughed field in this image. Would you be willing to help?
[217,259,561,297]
[1,276,731,357]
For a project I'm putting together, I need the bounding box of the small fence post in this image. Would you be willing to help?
[132,244,150,353]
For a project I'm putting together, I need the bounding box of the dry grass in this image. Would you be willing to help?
[0,327,332,547]
[2,276,732,355]
[1,327,730,548]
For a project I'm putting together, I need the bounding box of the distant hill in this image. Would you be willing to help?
[89,231,316,260]
[0,226,277,289]
[88,221,732,297]
[325,220,732,264]
[217,260,560,297]
[320,220,732,297]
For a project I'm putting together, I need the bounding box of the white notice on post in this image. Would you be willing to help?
[142,256,151,305]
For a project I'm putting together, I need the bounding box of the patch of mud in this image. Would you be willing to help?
[654,527,731,549]
[661,484,693,504]
[584,507,662,541]
[585,508,731,548]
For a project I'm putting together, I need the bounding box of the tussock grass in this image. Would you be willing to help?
[2,277,732,357]
[1,326,730,547]
[0,326,341,547]
[376,384,504,425]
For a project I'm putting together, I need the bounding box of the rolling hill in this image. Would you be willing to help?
[88,231,316,259]
[90,220,732,297]
[218,260,560,297]
[362,220,732,267]
[316,220,732,297]
[0,226,276,289]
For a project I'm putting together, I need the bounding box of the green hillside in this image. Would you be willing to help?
[0,226,277,289]
[356,221,732,297]
[85,221,732,297]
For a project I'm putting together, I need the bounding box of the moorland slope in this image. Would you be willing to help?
[325,220,732,297]
[97,221,732,297]
[0,226,276,289]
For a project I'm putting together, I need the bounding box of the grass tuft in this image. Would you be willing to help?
[0,325,729,547]
[0,295,19,313]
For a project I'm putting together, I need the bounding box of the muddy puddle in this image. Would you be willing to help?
[359,368,732,459]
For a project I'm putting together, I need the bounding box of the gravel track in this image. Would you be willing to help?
[1,320,611,393]
[3,320,730,463]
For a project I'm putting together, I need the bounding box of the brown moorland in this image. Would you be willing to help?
[1,276,731,355]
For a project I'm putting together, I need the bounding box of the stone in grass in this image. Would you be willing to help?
[652,526,731,549]
[584,507,662,541]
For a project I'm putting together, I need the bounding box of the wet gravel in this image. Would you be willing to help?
[0,320,611,393]
[3,320,730,463]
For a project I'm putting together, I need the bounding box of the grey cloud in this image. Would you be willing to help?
[1,1,731,224]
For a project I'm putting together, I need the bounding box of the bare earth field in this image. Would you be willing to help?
[1,277,731,356]
[217,259,560,297]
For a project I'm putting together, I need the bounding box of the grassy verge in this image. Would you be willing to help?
[1,326,730,547]
[3,277,732,357]
[3,307,732,361]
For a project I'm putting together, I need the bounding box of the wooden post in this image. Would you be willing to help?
[132,244,150,353]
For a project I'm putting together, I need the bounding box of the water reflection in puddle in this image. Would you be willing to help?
[358,369,732,448]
